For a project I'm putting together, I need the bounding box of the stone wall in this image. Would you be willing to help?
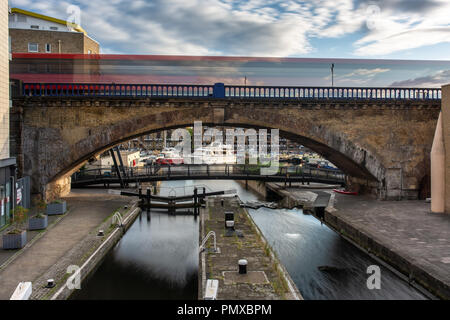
[11,97,440,202]
[236,180,267,198]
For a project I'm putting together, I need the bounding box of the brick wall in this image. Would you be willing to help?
[9,28,99,54]
[83,35,99,54]
[0,2,9,159]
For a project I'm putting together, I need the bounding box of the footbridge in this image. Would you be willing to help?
[71,164,346,188]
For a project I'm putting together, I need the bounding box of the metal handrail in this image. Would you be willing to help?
[72,164,345,182]
[112,211,123,227]
[200,231,217,252]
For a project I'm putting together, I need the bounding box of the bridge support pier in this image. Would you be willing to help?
[44,175,71,202]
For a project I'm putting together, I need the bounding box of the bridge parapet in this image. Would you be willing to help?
[20,82,442,101]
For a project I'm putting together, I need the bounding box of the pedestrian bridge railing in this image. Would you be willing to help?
[71,164,346,187]
[21,82,442,101]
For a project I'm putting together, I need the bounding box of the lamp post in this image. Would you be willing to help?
[331,63,334,87]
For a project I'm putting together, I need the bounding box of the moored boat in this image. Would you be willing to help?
[333,189,358,195]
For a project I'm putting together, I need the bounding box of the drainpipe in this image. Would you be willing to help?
[10,176,15,220]
[58,40,61,53]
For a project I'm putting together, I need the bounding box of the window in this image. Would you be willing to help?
[17,15,26,22]
[30,25,39,29]
[50,26,58,31]
[88,50,92,54]
[28,64,37,73]
[45,43,51,53]
[28,43,38,52]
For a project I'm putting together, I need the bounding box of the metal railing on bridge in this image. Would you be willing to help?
[71,164,346,187]
[22,82,442,100]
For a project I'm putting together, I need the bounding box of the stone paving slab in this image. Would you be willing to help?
[223,271,269,285]
[329,194,450,299]
[199,197,302,300]
[0,214,63,268]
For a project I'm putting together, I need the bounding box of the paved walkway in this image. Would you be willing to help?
[330,194,450,298]
[0,190,129,299]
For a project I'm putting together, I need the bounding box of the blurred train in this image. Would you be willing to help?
[10,53,216,84]
[10,53,298,86]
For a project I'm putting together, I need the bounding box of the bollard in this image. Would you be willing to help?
[46,279,55,288]
[226,220,235,229]
[238,259,247,274]
[225,212,234,229]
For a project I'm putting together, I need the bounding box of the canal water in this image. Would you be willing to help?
[72,180,427,300]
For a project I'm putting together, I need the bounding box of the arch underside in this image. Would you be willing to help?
[55,122,378,186]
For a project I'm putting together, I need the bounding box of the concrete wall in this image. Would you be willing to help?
[10,97,440,202]
[236,180,267,198]
[431,112,445,213]
[439,85,450,213]
[0,2,9,159]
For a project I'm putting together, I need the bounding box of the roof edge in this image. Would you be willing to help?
[10,8,86,34]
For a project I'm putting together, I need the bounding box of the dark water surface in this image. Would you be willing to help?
[72,180,427,300]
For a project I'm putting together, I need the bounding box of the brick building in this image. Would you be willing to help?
[8,8,99,54]
[0,4,16,228]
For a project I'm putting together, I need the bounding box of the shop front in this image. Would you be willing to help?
[0,158,16,229]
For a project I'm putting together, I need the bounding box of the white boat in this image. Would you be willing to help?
[155,148,184,165]
[189,142,236,164]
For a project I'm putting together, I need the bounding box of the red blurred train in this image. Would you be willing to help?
[9,53,262,85]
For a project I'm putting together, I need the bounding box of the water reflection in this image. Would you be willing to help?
[249,207,426,300]
[71,182,199,300]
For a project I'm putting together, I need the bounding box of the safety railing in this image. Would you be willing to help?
[22,83,214,98]
[22,82,442,100]
[112,211,123,227]
[71,164,345,183]
[199,231,217,252]
[224,85,442,100]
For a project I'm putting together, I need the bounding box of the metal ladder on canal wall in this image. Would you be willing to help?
[200,231,217,253]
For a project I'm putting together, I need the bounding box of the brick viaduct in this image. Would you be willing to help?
[10,96,441,202]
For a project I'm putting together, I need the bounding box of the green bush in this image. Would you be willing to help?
[8,206,29,234]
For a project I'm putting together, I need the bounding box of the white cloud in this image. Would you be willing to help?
[354,27,450,56]
[324,67,391,85]
[8,0,450,57]
[353,0,450,56]
[390,69,450,88]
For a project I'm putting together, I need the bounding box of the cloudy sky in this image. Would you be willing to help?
[9,0,450,87]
